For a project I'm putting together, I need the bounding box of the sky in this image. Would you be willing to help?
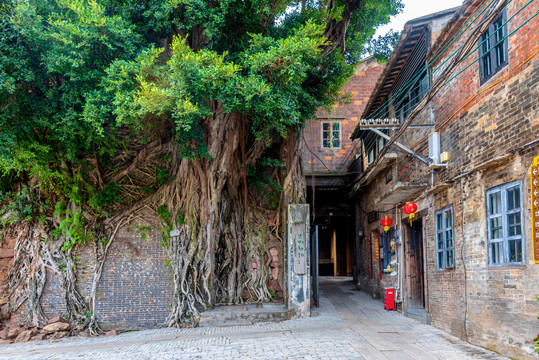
[374,0,465,37]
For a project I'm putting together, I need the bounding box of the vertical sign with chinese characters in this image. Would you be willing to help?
[531,156,539,263]
[294,231,307,274]
[374,233,380,260]
[287,204,310,318]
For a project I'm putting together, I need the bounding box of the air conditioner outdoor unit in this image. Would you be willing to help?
[428,132,447,169]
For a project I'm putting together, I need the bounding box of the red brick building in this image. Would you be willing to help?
[301,57,383,279]
[350,1,539,358]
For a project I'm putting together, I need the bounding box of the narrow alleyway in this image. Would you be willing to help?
[0,277,506,360]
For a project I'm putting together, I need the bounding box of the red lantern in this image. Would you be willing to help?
[380,216,393,233]
[403,202,418,226]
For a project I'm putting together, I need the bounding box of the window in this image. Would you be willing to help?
[395,69,429,123]
[479,9,508,83]
[368,146,376,164]
[380,228,396,270]
[366,134,387,164]
[436,206,454,270]
[487,182,524,267]
[322,121,341,148]
[386,168,393,184]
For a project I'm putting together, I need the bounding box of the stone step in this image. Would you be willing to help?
[198,303,288,327]
[405,308,430,324]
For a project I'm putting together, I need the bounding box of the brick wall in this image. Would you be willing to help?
[353,1,539,358]
[302,57,384,174]
[92,223,173,330]
[355,169,400,301]
[40,218,174,330]
[425,187,466,339]
[428,5,539,356]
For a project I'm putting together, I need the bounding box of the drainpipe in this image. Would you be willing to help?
[396,204,404,305]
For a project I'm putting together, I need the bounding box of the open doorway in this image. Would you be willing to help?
[306,187,355,278]
[317,216,353,276]
[405,219,425,309]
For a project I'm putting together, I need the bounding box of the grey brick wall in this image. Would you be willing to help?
[40,218,173,330]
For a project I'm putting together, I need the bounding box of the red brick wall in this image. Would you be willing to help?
[301,57,384,174]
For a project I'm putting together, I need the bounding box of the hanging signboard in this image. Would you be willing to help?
[531,156,539,263]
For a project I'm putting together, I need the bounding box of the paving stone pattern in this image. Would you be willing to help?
[0,277,507,360]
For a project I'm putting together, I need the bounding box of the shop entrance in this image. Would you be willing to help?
[405,219,425,308]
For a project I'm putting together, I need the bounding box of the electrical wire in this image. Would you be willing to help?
[410,43,539,152]
[317,0,502,187]
[323,0,504,186]
[365,0,505,121]
[312,0,536,190]
[383,44,539,179]
[358,1,537,181]
[301,133,331,172]
[369,0,532,122]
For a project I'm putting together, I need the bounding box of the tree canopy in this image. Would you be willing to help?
[1,0,402,189]
[0,0,402,331]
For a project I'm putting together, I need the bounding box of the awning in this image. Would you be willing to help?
[366,152,398,180]
[375,182,428,206]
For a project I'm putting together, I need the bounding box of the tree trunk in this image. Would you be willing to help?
[2,102,306,330]
[148,104,305,327]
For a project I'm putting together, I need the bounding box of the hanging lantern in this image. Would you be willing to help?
[380,216,393,233]
[403,202,418,226]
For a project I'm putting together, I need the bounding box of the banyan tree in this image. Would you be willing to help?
[0,0,401,333]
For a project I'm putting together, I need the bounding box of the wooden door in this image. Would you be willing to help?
[405,220,424,308]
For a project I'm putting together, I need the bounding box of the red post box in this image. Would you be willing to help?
[384,287,395,311]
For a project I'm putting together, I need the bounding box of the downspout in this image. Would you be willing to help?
[397,204,404,305]
[460,177,469,341]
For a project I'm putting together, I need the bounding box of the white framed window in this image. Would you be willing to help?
[322,121,341,148]
[436,206,454,270]
[486,181,524,267]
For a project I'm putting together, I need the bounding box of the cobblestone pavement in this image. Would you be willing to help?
[0,277,507,360]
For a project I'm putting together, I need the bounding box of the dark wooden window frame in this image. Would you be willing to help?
[479,8,508,84]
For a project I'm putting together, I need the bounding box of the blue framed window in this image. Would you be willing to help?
[486,181,524,267]
[436,206,454,270]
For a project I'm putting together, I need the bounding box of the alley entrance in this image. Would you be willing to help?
[316,216,353,276]
[307,187,355,278]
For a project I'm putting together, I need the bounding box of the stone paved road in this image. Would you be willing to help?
[0,277,507,360]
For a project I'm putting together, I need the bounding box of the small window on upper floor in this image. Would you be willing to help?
[322,121,341,148]
[366,135,387,164]
[479,9,508,84]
